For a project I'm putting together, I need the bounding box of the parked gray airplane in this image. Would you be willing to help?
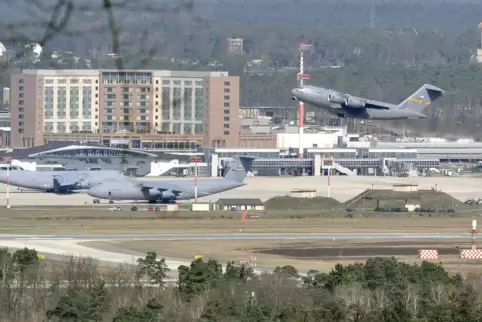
[291,83,446,120]
[0,169,127,193]
[87,156,255,204]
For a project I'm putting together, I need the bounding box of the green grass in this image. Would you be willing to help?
[345,189,467,209]
[264,196,343,211]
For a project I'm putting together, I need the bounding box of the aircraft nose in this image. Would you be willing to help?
[87,185,104,198]
[291,88,298,96]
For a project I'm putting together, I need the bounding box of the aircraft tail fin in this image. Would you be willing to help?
[397,84,445,113]
[224,156,255,183]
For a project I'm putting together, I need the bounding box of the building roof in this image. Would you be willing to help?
[0,141,103,159]
[216,198,264,206]
[0,141,158,159]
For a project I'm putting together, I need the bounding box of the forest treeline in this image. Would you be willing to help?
[2,0,482,135]
[2,247,482,321]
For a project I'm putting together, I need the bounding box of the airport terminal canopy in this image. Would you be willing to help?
[0,141,158,159]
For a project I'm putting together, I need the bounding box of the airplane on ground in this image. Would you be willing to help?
[87,156,255,204]
[291,83,447,120]
[0,169,128,193]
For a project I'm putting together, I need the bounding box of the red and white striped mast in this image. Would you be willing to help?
[297,42,311,159]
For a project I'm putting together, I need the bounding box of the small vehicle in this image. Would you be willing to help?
[109,206,121,212]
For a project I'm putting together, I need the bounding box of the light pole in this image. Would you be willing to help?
[5,157,11,209]
[191,157,201,203]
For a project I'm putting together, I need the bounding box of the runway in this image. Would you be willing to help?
[0,231,471,275]
[1,232,473,241]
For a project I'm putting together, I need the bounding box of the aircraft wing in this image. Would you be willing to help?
[52,173,86,187]
[364,99,391,110]
[139,181,210,197]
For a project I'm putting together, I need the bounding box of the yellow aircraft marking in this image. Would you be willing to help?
[409,97,423,103]
[425,102,431,105]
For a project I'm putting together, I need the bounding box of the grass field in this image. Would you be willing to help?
[345,189,468,209]
[108,238,480,274]
[0,208,478,234]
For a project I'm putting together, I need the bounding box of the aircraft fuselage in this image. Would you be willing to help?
[87,178,246,203]
[0,170,123,193]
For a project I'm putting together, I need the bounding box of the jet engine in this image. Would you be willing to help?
[77,179,90,189]
[328,94,346,104]
[150,189,176,202]
[344,97,366,108]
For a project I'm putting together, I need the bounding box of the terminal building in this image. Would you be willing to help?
[0,140,440,177]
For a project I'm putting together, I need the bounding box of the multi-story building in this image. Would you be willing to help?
[227,38,244,56]
[10,69,240,149]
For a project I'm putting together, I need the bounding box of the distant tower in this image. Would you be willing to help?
[227,37,244,56]
[477,23,482,63]
[370,4,375,29]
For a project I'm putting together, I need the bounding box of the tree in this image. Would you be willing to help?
[177,258,223,297]
[113,299,164,322]
[137,252,170,287]
[224,261,254,282]
[273,265,299,278]
[46,280,109,322]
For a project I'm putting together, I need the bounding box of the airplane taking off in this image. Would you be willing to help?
[291,83,446,120]
[0,170,127,193]
[87,156,255,204]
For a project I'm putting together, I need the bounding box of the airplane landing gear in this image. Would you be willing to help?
[93,199,100,204]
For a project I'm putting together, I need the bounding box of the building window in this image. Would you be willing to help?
[224,102,230,107]
[224,81,230,86]
[224,116,229,121]
[224,124,229,128]
[224,95,230,100]
[19,100,24,105]
[19,86,24,91]
[224,109,230,114]
[224,131,230,135]
[224,88,230,93]
[19,79,24,84]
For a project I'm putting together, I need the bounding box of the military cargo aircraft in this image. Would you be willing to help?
[87,156,255,204]
[0,169,127,193]
[291,83,446,120]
